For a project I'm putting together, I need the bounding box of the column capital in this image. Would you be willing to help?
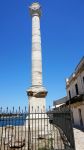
[29,2,41,17]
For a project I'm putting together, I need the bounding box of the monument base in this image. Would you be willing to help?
[26,113,50,138]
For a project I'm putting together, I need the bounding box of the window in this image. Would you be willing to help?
[75,83,79,95]
[69,90,71,99]
[78,109,83,126]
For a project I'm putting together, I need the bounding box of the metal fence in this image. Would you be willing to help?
[0,107,75,150]
[47,108,75,150]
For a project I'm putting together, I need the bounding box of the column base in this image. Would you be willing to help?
[27,85,47,98]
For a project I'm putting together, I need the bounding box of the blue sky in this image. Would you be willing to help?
[0,0,84,109]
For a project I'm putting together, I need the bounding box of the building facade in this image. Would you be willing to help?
[66,56,84,128]
[53,96,67,109]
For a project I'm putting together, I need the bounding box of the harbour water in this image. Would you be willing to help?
[0,116,27,127]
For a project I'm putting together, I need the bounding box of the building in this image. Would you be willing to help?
[53,96,67,109]
[52,57,84,129]
[66,56,84,128]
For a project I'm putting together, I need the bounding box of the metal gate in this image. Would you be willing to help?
[47,108,75,150]
[0,107,75,150]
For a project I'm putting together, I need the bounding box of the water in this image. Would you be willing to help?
[0,116,27,127]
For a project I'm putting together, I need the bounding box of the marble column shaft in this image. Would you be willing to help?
[32,15,42,86]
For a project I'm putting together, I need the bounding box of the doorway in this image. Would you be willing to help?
[78,108,83,126]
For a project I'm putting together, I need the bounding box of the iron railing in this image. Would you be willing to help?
[47,108,75,150]
[0,107,75,150]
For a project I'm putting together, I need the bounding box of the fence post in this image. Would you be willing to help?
[28,98,31,150]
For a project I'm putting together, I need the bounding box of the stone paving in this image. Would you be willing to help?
[73,128,84,150]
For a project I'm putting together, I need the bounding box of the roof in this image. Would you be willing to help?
[53,96,67,106]
[56,103,66,108]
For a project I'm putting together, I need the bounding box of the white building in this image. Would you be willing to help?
[66,56,84,129]
[53,96,67,109]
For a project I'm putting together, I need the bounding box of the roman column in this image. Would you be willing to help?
[27,2,47,113]
[31,3,42,86]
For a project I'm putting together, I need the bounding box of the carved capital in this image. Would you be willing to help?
[29,2,41,17]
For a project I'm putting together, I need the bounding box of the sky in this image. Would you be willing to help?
[0,0,84,109]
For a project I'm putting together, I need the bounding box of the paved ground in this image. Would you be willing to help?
[73,128,84,150]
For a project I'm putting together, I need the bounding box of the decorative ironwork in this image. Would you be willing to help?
[47,108,75,150]
[0,107,75,150]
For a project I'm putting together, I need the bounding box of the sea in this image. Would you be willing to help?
[0,116,27,127]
